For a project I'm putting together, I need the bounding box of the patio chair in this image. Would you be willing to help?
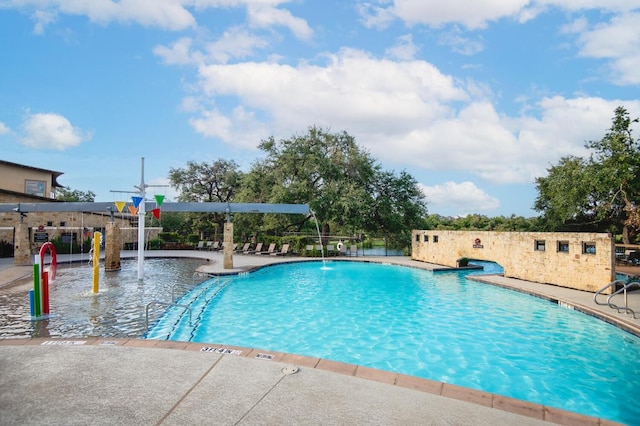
[326,244,335,257]
[349,245,358,256]
[271,243,289,256]
[257,243,276,255]
[246,242,263,254]
[210,241,220,251]
[337,241,347,256]
[195,241,205,250]
[305,245,315,257]
[236,242,250,253]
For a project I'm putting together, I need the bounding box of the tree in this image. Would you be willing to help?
[168,159,243,239]
[54,187,95,202]
[246,127,377,237]
[368,170,428,245]
[534,107,640,242]
[240,126,428,247]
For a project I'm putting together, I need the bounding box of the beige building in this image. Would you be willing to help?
[0,160,158,256]
[412,230,615,293]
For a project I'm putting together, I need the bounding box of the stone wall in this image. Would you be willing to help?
[411,230,615,292]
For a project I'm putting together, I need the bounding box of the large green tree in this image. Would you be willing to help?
[238,126,427,246]
[168,159,243,238]
[534,106,640,242]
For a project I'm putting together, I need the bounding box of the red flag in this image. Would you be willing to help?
[151,208,161,220]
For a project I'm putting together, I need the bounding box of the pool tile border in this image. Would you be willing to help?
[0,337,620,426]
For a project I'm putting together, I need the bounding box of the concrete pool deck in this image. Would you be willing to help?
[0,251,635,425]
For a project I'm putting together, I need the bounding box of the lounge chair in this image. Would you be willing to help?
[271,243,289,256]
[245,242,263,254]
[337,241,347,256]
[195,241,205,250]
[236,242,250,253]
[349,245,358,256]
[257,243,276,255]
[205,241,214,250]
[326,244,335,256]
[209,241,220,251]
[305,245,315,257]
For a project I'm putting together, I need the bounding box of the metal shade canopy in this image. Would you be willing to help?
[0,202,310,214]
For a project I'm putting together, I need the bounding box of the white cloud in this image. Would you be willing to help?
[438,27,485,55]
[0,122,10,135]
[31,9,57,34]
[154,28,270,66]
[204,27,270,63]
[8,0,310,34]
[535,0,640,13]
[357,2,397,29]
[20,113,91,150]
[154,37,201,66]
[182,47,640,187]
[358,0,640,29]
[12,0,196,32]
[574,12,640,85]
[559,16,589,34]
[247,4,313,40]
[420,181,500,215]
[385,34,419,60]
[369,0,531,29]
[188,106,267,149]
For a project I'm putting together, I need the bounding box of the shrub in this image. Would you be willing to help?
[158,232,180,242]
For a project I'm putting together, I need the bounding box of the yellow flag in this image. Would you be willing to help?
[114,201,126,213]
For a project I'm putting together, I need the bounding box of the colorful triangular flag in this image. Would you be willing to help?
[151,208,161,220]
[128,205,138,215]
[131,196,143,208]
[154,194,165,206]
[114,201,126,213]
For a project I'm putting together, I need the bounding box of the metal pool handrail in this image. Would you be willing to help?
[607,281,640,319]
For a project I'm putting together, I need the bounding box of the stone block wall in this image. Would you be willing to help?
[411,230,615,292]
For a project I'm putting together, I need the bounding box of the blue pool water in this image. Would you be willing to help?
[146,260,640,425]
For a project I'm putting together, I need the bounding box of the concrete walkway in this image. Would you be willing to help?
[0,251,631,425]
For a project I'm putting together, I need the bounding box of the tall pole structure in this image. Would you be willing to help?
[134,157,146,280]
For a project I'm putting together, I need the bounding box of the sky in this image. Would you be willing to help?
[1,1,639,218]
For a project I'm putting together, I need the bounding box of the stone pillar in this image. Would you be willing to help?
[14,223,31,266]
[223,222,233,269]
[104,221,121,271]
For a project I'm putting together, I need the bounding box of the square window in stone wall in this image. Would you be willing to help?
[557,241,569,253]
[415,234,420,242]
[535,240,545,251]
[582,242,596,254]
[433,235,439,243]
[424,235,429,242]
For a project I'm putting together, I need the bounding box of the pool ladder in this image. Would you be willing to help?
[593,280,640,319]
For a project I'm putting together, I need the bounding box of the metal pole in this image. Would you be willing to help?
[136,157,146,280]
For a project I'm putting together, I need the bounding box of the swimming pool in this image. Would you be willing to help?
[0,258,208,339]
[146,260,640,425]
